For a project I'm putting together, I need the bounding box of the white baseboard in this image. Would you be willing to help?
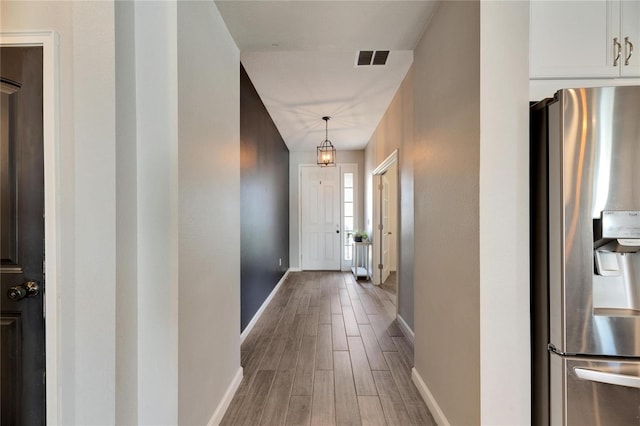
[396,314,414,345]
[411,368,450,426]
[208,367,243,426]
[289,267,302,272]
[240,269,291,344]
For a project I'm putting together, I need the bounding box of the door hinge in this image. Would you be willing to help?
[378,224,383,230]
[378,183,384,190]
[378,264,384,270]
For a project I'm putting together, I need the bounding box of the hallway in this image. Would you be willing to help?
[221,271,435,425]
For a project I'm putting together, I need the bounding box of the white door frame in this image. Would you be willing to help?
[1,31,60,424]
[372,150,399,288]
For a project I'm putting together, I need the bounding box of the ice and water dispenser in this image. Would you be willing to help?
[594,211,640,315]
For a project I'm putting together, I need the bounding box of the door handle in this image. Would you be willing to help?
[575,367,640,389]
[614,37,622,66]
[625,36,634,66]
[7,281,40,301]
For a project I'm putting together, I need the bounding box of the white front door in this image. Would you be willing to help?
[301,166,341,270]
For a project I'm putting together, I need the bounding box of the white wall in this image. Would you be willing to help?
[2,1,118,423]
[177,1,241,424]
[3,1,242,424]
[72,2,118,423]
[289,150,365,269]
[480,1,530,424]
[133,2,180,423]
[115,1,138,423]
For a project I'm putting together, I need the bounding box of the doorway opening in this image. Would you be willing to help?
[372,150,399,307]
[0,31,60,424]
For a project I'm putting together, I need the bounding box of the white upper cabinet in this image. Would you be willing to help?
[531,1,640,79]
[621,0,640,76]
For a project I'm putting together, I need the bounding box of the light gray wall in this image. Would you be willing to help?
[479,1,530,422]
[177,2,241,424]
[364,68,415,329]
[289,150,365,269]
[413,2,481,424]
[72,3,118,423]
[134,3,181,422]
[411,1,531,424]
[115,1,138,423]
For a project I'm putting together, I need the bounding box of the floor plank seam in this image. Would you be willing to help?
[223,271,432,426]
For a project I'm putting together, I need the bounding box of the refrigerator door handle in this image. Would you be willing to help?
[574,368,640,389]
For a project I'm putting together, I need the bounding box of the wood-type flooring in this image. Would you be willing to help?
[379,272,397,307]
[220,271,435,426]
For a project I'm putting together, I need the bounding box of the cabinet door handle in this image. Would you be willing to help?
[625,36,634,66]
[614,37,622,66]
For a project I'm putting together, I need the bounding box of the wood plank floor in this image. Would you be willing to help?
[221,271,436,426]
[379,271,397,308]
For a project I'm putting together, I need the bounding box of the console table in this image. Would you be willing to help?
[351,241,371,280]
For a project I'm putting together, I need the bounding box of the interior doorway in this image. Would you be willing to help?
[372,150,399,306]
[380,162,398,285]
[1,31,59,424]
[1,44,46,426]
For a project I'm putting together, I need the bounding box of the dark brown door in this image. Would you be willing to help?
[0,46,45,425]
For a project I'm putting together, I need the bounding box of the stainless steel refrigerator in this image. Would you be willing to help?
[531,86,640,425]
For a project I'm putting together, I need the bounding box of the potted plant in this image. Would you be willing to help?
[349,230,368,242]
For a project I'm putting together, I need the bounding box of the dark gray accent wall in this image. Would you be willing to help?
[240,64,289,332]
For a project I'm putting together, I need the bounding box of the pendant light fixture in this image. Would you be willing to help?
[317,116,337,167]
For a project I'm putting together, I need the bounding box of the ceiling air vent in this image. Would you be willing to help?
[356,50,390,67]
[372,50,389,65]
[357,50,374,66]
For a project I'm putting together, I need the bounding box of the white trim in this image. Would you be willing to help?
[411,368,450,426]
[372,149,398,175]
[396,314,414,344]
[240,269,290,343]
[289,267,302,272]
[207,367,243,426]
[0,31,60,425]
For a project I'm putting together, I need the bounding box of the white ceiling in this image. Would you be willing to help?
[215,1,439,151]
